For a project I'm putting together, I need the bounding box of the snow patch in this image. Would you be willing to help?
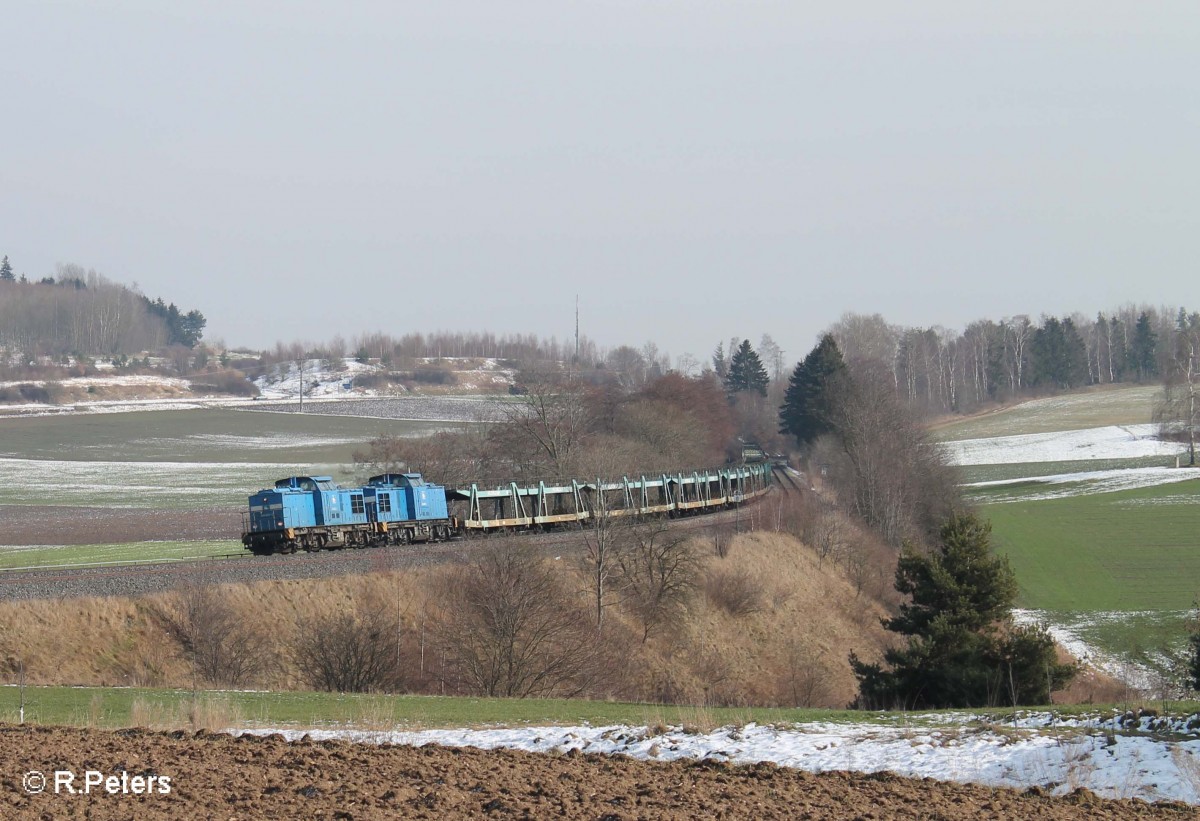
[966,466,1200,501]
[943,425,1186,466]
[237,717,1200,804]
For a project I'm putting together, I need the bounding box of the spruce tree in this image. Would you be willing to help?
[1130,312,1158,381]
[850,512,1074,709]
[779,334,846,446]
[725,339,769,397]
[0,256,13,282]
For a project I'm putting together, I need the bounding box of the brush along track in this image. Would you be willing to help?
[0,502,770,601]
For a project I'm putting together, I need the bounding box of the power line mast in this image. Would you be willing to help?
[575,294,580,364]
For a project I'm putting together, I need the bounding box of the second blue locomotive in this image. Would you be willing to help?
[242,472,457,554]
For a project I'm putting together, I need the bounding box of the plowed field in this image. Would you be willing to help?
[1,725,1195,820]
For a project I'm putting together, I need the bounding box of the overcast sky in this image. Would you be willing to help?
[4,2,1197,367]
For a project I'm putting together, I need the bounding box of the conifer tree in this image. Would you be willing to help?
[850,513,1074,709]
[725,339,769,397]
[0,256,13,282]
[779,334,846,446]
[1130,312,1159,381]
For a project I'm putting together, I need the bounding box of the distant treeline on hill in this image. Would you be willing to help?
[0,262,206,361]
[825,306,1199,415]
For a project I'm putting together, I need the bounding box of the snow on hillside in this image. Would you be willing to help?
[254,358,376,399]
[942,425,1186,466]
[253,357,515,399]
[240,716,1200,805]
[1013,609,1159,690]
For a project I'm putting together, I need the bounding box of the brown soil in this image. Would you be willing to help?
[0,505,241,545]
[1,725,1194,820]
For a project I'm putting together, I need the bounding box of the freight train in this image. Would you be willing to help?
[241,463,773,555]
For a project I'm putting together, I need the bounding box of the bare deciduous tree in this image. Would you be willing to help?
[157,587,273,687]
[579,492,627,633]
[776,642,832,708]
[1156,314,1200,467]
[618,521,701,642]
[434,542,598,697]
[292,606,404,693]
[494,370,593,479]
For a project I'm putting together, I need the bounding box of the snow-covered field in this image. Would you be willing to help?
[0,457,326,508]
[944,424,1198,499]
[240,715,1200,805]
[942,425,1186,465]
[966,466,1200,502]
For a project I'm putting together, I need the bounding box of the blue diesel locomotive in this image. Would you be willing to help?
[241,473,457,554]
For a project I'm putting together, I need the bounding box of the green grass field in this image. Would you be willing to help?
[983,479,1200,612]
[934,385,1161,441]
[0,686,867,731]
[0,541,231,570]
[0,685,1157,731]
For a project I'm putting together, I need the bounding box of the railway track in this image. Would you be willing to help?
[771,464,807,495]
[0,500,774,601]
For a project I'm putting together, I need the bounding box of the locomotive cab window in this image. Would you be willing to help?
[378,493,392,514]
[351,494,365,515]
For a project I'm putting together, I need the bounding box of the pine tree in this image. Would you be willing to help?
[850,512,1074,709]
[725,339,769,397]
[711,342,728,379]
[0,256,13,282]
[1130,312,1158,382]
[779,334,846,446]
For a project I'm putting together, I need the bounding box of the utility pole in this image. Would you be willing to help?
[297,358,304,414]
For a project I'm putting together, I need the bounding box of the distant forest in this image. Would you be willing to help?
[0,261,205,363]
[823,306,1199,416]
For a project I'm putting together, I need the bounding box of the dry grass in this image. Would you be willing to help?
[129,694,242,731]
[0,529,900,709]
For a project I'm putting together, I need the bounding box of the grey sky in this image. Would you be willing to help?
[4,2,1197,367]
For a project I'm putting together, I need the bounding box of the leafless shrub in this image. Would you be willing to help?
[805,504,846,567]
[711,522,735,559]
[433,542,600,698]
[187,369,258,396]
[618,522,702,642]
[704,567,764,617]
[776,642,833,708]
[156,587,274,687]
[292,606,405,693]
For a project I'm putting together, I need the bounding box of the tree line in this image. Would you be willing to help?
[823,306,1198,415]
[0,260,206,364]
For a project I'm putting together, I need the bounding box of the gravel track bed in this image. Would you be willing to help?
[238,396,508,422]
[0,511,744,601]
